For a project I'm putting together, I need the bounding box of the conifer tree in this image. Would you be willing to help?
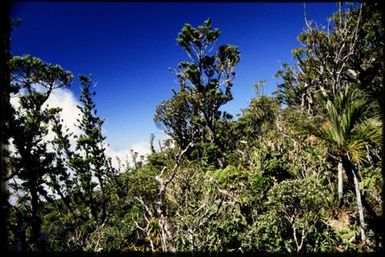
[8,55,72,249]
[72,75,108,222]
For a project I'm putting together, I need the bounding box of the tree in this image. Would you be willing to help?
[303,87,381,244]
[71,75,108,222]
[275,4,375,112]
[274,64,310,111]
[0,4,12,250]
[134,142,193,252]
[276,2,384,244]
[263,178,328,254]
[235,94,280,144]
[39,75,111,251]
[343,3,384,242]
[8,55,72,249]
[155,18,240,167]
[155,89,195,150]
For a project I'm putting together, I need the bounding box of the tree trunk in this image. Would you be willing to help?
[352,167,366,243]
[30,182,42,248]
[300,93,305,114]
[0,0,11,251]
[342,157,366,244]
[15,210,27,251]
[379,4,385,249]
[155,177,175,252]
[380,97,385,247]
[338,160,344,204]
[96,175,106,222]
[89,188,97,221]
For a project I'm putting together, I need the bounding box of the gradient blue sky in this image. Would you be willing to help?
[10,2,337,152]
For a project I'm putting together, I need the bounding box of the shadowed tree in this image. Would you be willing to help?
[0,2,12,250]
[8,55,72,249]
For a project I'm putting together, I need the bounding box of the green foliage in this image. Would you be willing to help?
[8,55,73,250]
[154,90,194,150]
[235,95,280,143]
[155,18,240,167]
[303,87,381,164]
[274,64,305,107]
[5,3,383,253]
[244,177,334,252]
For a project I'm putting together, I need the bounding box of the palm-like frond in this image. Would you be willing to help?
[325,101,344,146]
[348,117,382,164]
[304,87,381,164]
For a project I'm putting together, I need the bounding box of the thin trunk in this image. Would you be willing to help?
[30,183,41,246]
[89,188,97,220]
[381,101,385,247]
[0,1,11,251]
[342,157,366,244]
[338,161,344,203]
[300,93,305,114]
[352,167,366,243]
[85,151,97,221]
[97,176,106,222]
[153,143,192,252]
[15,210,27,251]
[155,178,174,252]
[377,1,385,246]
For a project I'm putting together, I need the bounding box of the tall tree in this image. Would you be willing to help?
[155,19,240,167]
[304,87,381,243]
[71,75,108,222]
[8,55,72,249]
[0,0,12,250]
[282,3,385,242]
[344,3,384,242]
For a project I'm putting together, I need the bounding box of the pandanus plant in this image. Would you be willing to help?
[303,87,381,243]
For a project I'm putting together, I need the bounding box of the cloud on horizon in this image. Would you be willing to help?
[10,86,153,169]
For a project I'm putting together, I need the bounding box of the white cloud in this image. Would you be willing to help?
[45,88,152,168]
[106,141,152,169]
[10,86,82,149]
[44,87,82,138]
[7,84,170,206]
[10,86,164,174]
[43,88,154,169]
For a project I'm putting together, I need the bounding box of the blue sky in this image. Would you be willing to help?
[10,2,337,153]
